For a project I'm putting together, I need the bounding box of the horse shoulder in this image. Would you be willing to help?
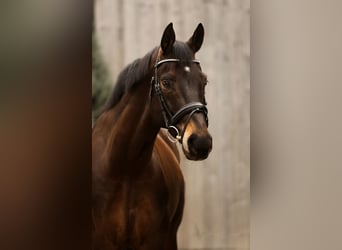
[154,131,185,223]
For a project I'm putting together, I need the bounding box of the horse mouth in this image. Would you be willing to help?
[182,145,212,161]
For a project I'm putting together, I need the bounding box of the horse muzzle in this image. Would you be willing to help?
[183,131,212,161]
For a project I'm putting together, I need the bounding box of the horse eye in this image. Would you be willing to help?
[161,80,172,88]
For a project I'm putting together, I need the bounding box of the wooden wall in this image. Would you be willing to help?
[95,0,249,249]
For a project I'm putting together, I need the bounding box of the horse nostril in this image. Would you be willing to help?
[187,134,212,158]
[187,134,197,149]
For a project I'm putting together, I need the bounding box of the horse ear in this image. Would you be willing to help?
[160,23,176,54]
[187,23,204,53]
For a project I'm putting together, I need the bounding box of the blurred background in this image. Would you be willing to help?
[93,0,250,249]
[2,1,341,250]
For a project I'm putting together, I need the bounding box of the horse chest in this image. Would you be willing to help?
[93,159,184,248]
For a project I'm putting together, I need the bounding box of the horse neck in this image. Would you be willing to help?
[101,77,160,173]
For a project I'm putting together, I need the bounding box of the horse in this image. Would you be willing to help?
[92,23,212,250]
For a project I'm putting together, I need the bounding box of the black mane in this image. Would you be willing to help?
[103,42,193,111]
[103,47,157,111]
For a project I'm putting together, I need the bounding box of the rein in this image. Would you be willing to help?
[150,58,208,143]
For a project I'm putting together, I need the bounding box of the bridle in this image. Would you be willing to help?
[150,58,208,143]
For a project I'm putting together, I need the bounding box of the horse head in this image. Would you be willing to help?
[151,23,212,160]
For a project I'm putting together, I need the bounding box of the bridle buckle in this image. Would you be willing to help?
[167,126,181,143]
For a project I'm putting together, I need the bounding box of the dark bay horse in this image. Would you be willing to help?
[92,23,212,250]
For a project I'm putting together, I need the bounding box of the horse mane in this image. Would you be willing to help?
[103,47,157,111]
[103,42,193,112]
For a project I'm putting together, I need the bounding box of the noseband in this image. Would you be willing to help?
[150,58,208,143]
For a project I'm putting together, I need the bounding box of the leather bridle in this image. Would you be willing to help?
[150,58,208,143]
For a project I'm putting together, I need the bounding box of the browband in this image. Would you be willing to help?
[155,59,200,68]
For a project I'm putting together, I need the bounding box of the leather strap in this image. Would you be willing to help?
[171,102,207,126]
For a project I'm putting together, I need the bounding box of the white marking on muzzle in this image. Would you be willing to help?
[184,66,190,72]
[181,123,193,153]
